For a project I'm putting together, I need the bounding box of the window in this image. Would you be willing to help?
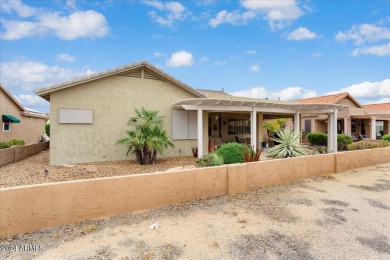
[304,120,311,133]
[3,122,10,132]
[171,110,197,140]
[227,119,250,135]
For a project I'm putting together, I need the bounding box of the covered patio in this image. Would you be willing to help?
[174,98,346,157]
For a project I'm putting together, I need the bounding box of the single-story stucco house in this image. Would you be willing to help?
[1,84,48,144]
[297,93,390,140]
[35,61,345,165]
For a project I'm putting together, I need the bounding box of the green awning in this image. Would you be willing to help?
[2,114,20,123]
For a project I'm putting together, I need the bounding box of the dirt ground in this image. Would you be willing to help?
[0,150,197,188]
[1,163,389,259]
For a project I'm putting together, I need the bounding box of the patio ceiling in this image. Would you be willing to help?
[174,98,347,114]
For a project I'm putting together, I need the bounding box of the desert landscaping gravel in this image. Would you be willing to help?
[0,150,197,188]
[1,161,389,259]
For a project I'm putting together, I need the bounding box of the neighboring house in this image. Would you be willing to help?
[35,61,345,165]
[297,93,390,140]
[0,84,49,144]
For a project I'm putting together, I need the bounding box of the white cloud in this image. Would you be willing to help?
[144,1,188,27]
[231,86,317,101]
[0,1,109,41]
[329,79,390,101]
[153,52,166,58]
[55,53,75,62]
[286,27,317,40]
[245,50,256,55]
[0,59,95,91]
[66,0,77,10]
[166,51,194,67]
[16,94,49,107]
[38,10,109,40]
[213,61,227,66]
[335,23,390,45]
[200,55,209,63]
[208,10,256,27]
[311,52,322,58]
[249,64,260,72]
[0,0,38,17]
[240,0,303,29]
[231,86,268,99]
[352,43,390,57]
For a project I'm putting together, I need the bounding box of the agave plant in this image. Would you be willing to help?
[267,129,309,158]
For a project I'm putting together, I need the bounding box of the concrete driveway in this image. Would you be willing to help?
[1,163,389,259]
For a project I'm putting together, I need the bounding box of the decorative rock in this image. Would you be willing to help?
[60,164,77,168]
[84,165,97,173]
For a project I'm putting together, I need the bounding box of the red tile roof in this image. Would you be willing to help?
[297,92,349,104]
[363,103,390,111]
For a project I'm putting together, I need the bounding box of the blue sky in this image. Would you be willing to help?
[1,0,389,113]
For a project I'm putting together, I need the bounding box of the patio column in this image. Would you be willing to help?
[251,107,257,150]
[197,106,203,158]
[344,117,350,136]
[294,112,300,143]
[327,109,338,153]
[327,114,332,153]
[331,109,338,152]
[385,120,390,135]
[370,117,376,140]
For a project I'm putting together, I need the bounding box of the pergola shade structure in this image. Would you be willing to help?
[174,98,347,157]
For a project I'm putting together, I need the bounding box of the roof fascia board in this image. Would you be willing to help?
[35,62,205,99]
[0,84,27,113]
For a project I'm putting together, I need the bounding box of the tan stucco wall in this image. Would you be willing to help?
[335,147,390,173]
[2,148,390,237]
[0,91,47,144]
[49,75,200,164]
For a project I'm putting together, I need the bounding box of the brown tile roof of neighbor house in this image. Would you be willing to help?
[297,92,349,104]
[297,92,363,108]
[363,103,390,111]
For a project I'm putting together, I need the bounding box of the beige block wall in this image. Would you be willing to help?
[50,75,203,165]
[0,166,228,237]
[2,148,390,237]
[0,92,46,144]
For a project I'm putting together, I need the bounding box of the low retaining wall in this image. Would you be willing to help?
[335,147,390,173]
[0,141,49,167]
[1,147,389,237]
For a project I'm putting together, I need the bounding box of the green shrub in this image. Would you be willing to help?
[0,142,11,149]
[383,134,390,141]
[45,124,50,137]
[314,145,328,154]
[337,134,353,151]
[307,133,327,146]
[347,141,388,151]
[216,142,249,164]
[7,139,25,146]
[196,153,224,167]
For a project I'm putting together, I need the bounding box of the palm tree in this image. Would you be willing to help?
[118,108,174,165]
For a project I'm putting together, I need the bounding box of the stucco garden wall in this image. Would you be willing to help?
[0,142,50,167]
[1,148,389,237]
